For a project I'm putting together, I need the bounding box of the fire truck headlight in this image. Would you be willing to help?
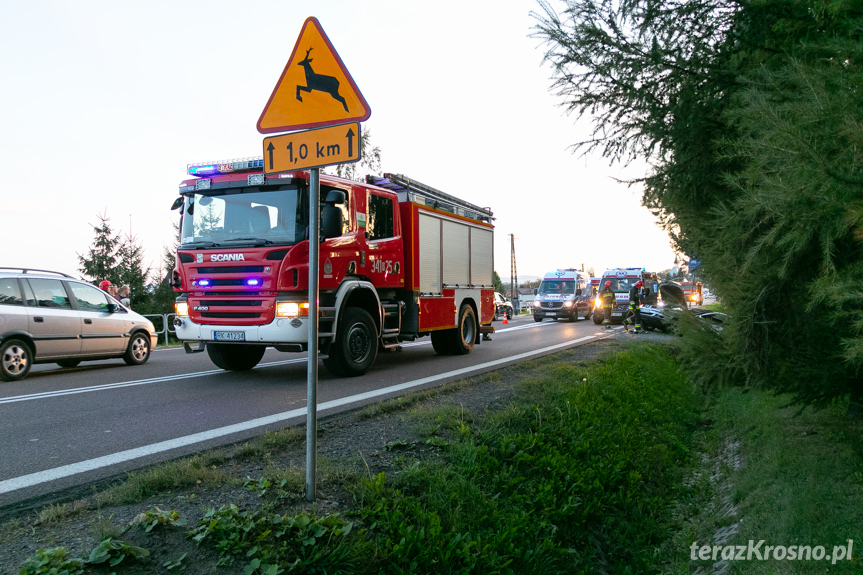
[277,302,310,318]
[175,302,189,317]
[277,302,300,317]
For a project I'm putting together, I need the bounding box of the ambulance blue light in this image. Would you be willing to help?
[246,278,261,286]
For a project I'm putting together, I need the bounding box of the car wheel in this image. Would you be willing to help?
[323,307,378,376]
[207,342,265,371]
[123,331,153,365]
[534,315,543,323]
[593,313,603,325]
[1,339,32,382]
[56,359,82,368]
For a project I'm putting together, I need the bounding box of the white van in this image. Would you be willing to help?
[532,269,593,322]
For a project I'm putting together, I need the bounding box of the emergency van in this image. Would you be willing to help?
[592,267,660,324]
[532,269,593,322]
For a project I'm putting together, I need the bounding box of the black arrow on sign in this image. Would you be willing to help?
[346,127,355,157]
[267,142,275,169]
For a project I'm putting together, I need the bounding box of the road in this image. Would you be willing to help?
[0,313,621,508]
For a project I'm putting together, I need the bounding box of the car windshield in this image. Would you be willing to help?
[604,278,635,292]
[179,185,308,247]
[538,280,575,295]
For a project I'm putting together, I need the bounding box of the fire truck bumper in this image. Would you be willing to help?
[173,316,313,347]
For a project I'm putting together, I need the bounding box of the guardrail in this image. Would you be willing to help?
[142,313,179,347]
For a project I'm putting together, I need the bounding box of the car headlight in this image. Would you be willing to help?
[563,300,574,308]
[533,301,540,307]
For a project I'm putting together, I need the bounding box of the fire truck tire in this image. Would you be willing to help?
[430,331,454,355]
[123,331,152,365]
[1,338,32,382]
[451,304,476,355]
[207,343,265,371]
[323,307,378,377]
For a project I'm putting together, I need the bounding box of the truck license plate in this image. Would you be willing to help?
[214,331,245,341]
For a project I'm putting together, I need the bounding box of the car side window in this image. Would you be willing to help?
[26,279,73,310]
[0,278,23,305]
[68,282,113,313]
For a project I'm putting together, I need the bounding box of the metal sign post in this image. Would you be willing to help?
[306,168,320,501]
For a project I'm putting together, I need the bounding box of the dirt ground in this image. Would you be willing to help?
[0,336,644,575]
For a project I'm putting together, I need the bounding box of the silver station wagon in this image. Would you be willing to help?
[0,268,158,381]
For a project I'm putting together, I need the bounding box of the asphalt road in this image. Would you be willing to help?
[0,313,623,508]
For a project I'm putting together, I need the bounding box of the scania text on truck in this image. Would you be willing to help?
[170,160,495,376]
[592,267,660,324]
[532,269,593,322]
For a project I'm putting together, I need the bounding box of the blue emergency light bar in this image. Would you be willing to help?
[188,157,265,177]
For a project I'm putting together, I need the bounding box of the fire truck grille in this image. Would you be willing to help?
[197,279,261,287]
[196,266,265,273]
[199,300,263,307]
[201,312,261,319]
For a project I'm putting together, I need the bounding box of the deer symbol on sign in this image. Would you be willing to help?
[296,47,349,112]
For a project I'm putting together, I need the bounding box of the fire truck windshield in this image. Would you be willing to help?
[179,185,307,247]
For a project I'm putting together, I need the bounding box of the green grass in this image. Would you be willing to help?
[668,388,863,573]
[337,343,705,574]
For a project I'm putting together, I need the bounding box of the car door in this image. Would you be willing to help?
[66,281,128,355]
[23,278,82,359]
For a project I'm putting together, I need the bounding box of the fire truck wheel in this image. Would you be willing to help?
[324,307,378,377]
[431,331,453,355]
[451,304,476,355]
[1,338,32,382]
[207,343,265,371]
[123,331,152,365]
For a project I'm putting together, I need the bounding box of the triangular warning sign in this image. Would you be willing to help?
[257,17,371,134]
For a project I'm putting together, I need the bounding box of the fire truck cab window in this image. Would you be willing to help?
[367,194,394,241]
[321,186,351,235]
[181,186,307,246]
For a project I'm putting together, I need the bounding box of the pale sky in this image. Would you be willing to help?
[0,0,677,283]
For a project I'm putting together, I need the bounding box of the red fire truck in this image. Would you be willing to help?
[170,160,495,376]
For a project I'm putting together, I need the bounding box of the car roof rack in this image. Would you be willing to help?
[0,267,74,278]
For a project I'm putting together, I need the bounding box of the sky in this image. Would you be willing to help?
[0,0,678,284]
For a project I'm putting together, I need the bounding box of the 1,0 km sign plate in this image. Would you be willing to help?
[263,122,361,174]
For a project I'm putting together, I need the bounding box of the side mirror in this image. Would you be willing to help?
[321,205,343,239]
[576,288,583,296]
[533,288,538,295]
[106,303,119,314]
[171,197,184,210]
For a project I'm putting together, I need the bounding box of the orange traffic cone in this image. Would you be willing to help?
[503,317,508,324]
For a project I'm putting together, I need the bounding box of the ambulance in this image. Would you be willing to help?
[532,269,593,322]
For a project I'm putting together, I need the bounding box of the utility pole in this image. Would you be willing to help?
[510,234,518,312]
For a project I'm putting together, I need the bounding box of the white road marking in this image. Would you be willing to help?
[0,335,596,494]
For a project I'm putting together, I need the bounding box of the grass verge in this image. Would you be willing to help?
[668,388,863,573]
